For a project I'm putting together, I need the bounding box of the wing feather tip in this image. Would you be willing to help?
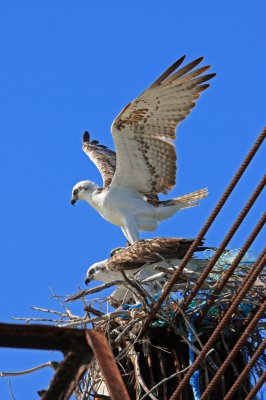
[148,55,187,90]
[207,72,217,79]
[195,56,204,63]
[177,54,186,63]
[83,131,90,143]
[198,83,210,92]
[169,55,187,70]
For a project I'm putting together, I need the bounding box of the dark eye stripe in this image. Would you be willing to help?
[73,189,78,195]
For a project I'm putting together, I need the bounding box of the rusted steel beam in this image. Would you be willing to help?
[0,323,130,400]
[183,177,265,312]
[0,323,94,399]
[197,211,266,321]
[41,350,92,400]
[245,371,266,400]
[223,339,266,400]
[199,301,266,400]
[86,331,130,400]
[140,127,266,336]
[169,251,266,400]
[0,323,92,353]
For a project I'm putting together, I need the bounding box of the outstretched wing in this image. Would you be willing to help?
[111,55,215,194]
[107,237,205,271]
[82,131,116,188]
[82,131,160,200]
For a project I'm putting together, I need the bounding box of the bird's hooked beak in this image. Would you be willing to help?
[71,197,77,206]
[85,276,91,285]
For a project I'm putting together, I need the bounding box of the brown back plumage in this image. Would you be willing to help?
[107,237,205,271]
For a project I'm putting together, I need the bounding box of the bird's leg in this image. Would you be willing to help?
[121,227,129,242]
[121,216,139,244]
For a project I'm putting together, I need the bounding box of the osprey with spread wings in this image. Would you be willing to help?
[71,56,215,243]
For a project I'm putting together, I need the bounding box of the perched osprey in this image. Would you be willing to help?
[71,56,215,243]
[85,238,207,305]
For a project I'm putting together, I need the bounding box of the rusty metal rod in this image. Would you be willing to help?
[245,371,266,400]
[140,127,266,336]
[86,331,130,400]
[223,339,266,400]
[197,211,266,321]
[183,177,265,312]
[199,301,266,400]
[169,251,266,400]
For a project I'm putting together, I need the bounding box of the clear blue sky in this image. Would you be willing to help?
[0,1,265,398]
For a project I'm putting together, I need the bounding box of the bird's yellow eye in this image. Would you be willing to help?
[73,189,79,195]
[90,268,95,275]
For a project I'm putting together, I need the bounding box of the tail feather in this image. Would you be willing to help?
[159,188,208,207]
[173,188,208,203]
[155,188,208,220]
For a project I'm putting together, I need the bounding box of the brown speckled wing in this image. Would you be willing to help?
[111,56,215,194]
[82,131,117,188]
[106,237,204,271]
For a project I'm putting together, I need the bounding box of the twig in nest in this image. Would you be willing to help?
[49,287,70,312]
[170,325,201,357]
[176,305,204,349]
[31,306,80,320]
[58,310,134,327]
[121,271,150,310]
[132,350,158,400]
[65,280,125,301]
[31,306,70,317]
[220,332,249,397]
[116,327,144,362]
[84,305,105,317]
[8,381,15,400]
[148,344,171,355]
[170,349,182,391]
[156,349,167,399]
[11,316,63,323]
[139,365,191,400]
[221,332,239,377]
[146,353,154,396]
[136,281,158,307]
[0,361,59,377]
[114,317,145,343]
[79,372,92,400]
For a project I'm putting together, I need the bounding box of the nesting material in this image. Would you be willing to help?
[65,238,265,399]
